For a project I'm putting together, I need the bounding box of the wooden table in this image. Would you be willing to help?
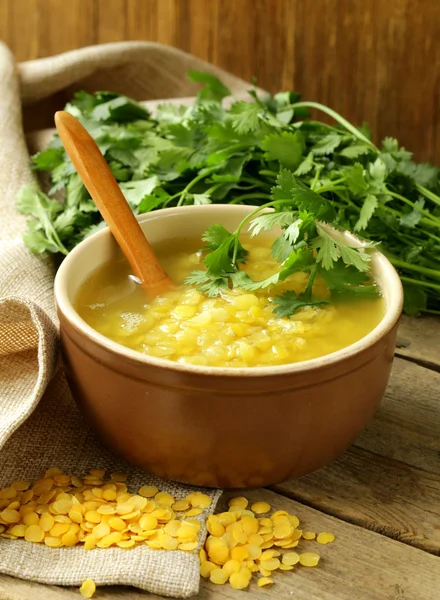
[2,315,440,600]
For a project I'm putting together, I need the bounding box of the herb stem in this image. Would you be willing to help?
[229,192,271,204]
[231,200,293,263]
[259,170,278,178]
[310,166,323,191]
[315,178,346,194]
[291,102,377,149]
[386,190,440,227]
[416,184,440,208]
[399,276,440,292]
[389,257,440,278]
[166,169,217,207]
[241,175,271,189]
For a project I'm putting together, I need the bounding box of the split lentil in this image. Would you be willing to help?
[200,495,335,591]
[1,471,335,595]
[0,469,211,555]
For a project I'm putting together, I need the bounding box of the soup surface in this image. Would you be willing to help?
[76,236,384,368]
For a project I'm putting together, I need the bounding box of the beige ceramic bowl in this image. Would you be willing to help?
[54,205,403,489]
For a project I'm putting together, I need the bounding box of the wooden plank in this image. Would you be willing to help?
[396,315,440,371]
[1,489,440,599]
[95,0,127,43]
[3,0,440,160]
[35,0,95,57]
[273,357,440,554]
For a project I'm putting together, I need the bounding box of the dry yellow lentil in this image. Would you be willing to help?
[317,532,336,545]
[210,568,229,585]
[2,471,335,595]
[79,579,96,599]
[299,552,321,567]
[302,531,316,540]
[257,577,274,587]
[199,496,334,592]
[251,502,271,515]
[0,469,211,556]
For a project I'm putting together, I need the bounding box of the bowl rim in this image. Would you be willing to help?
[54,204,404,378]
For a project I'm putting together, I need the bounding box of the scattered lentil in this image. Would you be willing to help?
[317,532,336,545]
[79,579,96,598]
[1,471,335,596]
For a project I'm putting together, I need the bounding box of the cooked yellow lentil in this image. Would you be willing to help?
[76,236,384,368]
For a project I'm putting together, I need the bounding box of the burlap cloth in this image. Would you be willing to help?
[0,41,251,597]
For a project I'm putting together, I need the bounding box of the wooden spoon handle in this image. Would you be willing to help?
[54,110,172,296]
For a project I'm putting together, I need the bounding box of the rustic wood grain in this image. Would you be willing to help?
[396,315,440,370]
[1,489,440,600]
[0,0,439,161]
[273,357,440,554]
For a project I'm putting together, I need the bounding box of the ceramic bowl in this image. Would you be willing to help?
[54,205,403,488]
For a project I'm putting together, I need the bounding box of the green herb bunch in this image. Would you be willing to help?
[16,71,440,316]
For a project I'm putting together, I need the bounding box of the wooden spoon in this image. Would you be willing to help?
[54,110,173,298]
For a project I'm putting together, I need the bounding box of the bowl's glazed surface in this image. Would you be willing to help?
[55,205,403,488]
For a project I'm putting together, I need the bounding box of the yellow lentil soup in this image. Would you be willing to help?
[75,236,384,368]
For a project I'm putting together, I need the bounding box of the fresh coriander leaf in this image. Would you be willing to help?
[311,225,371,271]
[271,235,293,262]
[294,152,314,176]
[412,163,439,188]
[340,144,371,159]
[107,148,139,168]
[318,260,369,289]
[368,157,387,183]
[229,101,261,134]
[22,222,62,254]
[276,108,294,124]
[184,270,229,297]
[192,193,212,205]
[202,224,233,250]
[403,285,427,316]
[249,211,296,237]
[278,247,315,280]
[283,218,303,244]
[273,169,336,222]
[354,194,378,231]
[344,163,368,195]
[310,230,339,270]
[261,131,305,170]
[91,96,150,122]
[312,134,342,155]
[230,270,280,291]
[273,290,329,318]
[137,194,167,213]
[187,70,232,102]
[82,221,109,239]
[155,103,189,124]
[204,236,236,275]
[71,90,102,112]
[16,186,68,255]
[120,176,160,207]
[201,224,248,276]
[381,137,399,153]
[109,161,132,181]
[31,148,65,171]
[65,173,89,208]
[399,198,425,227]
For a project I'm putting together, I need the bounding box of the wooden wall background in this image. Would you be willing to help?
[0,0,439,162]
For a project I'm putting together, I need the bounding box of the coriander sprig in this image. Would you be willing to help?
[185,171,376,317]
